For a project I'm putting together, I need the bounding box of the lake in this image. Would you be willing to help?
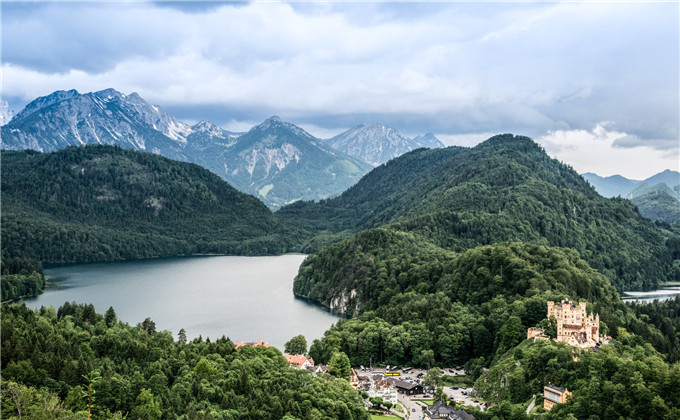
[622,286,680,303]
[24,255,342,349]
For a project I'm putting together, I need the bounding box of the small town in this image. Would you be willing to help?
[252,298,608,420]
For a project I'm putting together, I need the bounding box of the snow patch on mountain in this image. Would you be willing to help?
[0,98,15,126]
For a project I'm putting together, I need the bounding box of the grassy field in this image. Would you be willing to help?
[370,415,399,419]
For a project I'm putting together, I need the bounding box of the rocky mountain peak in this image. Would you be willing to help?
[412,132,445,148]
[13,89,80,121]
[0,98,15,126]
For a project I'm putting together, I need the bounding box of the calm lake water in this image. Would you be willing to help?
[24,255,341,349]
[622,287,680,303]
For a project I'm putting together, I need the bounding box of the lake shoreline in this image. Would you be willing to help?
[26,255,340,348]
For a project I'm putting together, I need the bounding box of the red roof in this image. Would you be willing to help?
[235,341,271,349]
[285,354,313,368]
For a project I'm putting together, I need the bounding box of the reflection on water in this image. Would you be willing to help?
[622,287,680,303]
[25,255,341,349]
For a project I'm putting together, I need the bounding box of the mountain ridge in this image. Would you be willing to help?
[326,122,444,166]
[1,89,373,209]
[280,134,679,292]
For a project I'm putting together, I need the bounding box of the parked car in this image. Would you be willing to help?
[452,387,459,390]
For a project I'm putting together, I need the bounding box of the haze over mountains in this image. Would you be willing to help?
[1,89,447,208]
[583,170,680,223]
[582,170,680,198]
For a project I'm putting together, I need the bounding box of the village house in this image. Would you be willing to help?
[543,384,571,411]
[367,379,398,405]
[234,341,270,349]
[305,364,328,374]
[528,299,610,348]
[391,379,423,395]
[424,401,476,419]
[285,354,314,369]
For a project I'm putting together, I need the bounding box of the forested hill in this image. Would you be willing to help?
[1,146,305,263]
[280,134,680,291]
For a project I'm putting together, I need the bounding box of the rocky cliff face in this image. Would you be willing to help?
[1,89,189,160]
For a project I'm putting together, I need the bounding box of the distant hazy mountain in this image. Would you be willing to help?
[644,169,680,189]
[631,190,680,224]
[629,182,679,200]
[1,89,372,208]
[582,169,680,198]
[327,123,444,166]
[581,172,642,197]
[0,98,15,126]
[583,170,680,223]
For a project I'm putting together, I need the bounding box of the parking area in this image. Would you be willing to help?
[357,365,486,417]
[442,386,486,410]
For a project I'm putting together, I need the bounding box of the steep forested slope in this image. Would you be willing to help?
[281,134,679,290]
[1,146,305,263]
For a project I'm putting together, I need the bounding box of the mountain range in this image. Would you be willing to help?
[582,169,680,198]
[583,169,680,223]
[4,89,456,208]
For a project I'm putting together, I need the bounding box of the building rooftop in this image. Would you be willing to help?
[393,380,421,390]
[424,401,476,419]
[545,384,567,393]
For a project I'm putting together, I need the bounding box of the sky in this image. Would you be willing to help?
[2,0,678,179]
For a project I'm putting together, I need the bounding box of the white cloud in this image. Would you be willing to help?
[2,1,678,174]
[537,124,679,179]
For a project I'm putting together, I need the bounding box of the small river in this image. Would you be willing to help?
[24,255,341,349]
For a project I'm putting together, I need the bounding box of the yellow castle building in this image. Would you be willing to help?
[528,299,609,348]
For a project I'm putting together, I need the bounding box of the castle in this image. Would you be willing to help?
[527,299,608,348]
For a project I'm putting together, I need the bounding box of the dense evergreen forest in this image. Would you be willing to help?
[3,136,680,419]
[0,258,46,302]
[298,240,680,419]
[280,135,680,291]
[301,239,680,366]
[1,146,307,263]
[631,190,680,224]
[1,303,368,419]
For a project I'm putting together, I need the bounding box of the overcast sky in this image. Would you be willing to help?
[2,1,678,178]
